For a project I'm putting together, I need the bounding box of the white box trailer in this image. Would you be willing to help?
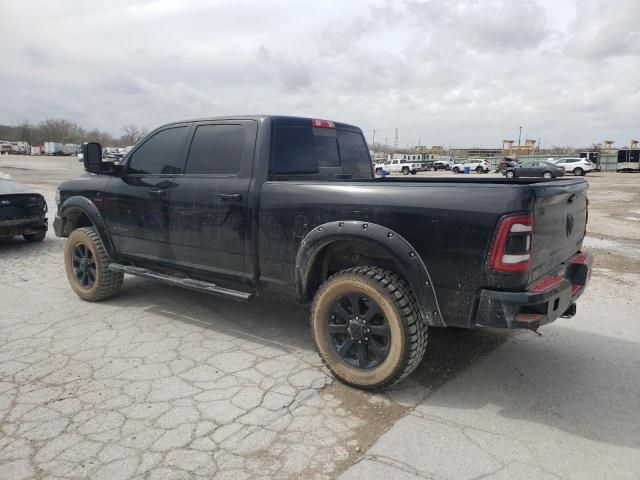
[44,142,63,155]
[61,144,78,155]
[31,145,43,155]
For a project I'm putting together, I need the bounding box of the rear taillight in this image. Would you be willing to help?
[311,119,335,128]
[488,213,534,272]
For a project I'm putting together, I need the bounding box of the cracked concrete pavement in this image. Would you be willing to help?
[1,156,639,479]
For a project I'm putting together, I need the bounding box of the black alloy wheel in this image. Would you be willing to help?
[72,243,96,288]
[327,293,391,369]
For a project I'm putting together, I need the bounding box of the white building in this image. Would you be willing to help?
[387,153,435,161]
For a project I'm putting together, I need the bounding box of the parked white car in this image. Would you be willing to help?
[548,157,595,176]
[376,159,421,175]
[452,159,491,174]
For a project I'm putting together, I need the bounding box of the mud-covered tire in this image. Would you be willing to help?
[310,266,428,390]
[23,231,46,242]
[64,227,123,301]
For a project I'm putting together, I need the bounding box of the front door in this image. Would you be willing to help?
[103,124,190,262]
[168,121,257,283]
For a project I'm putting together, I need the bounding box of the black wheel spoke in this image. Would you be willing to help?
[368,324,390,337]
[363,303,382,322]
[337,339,353,356]
[328,323,348,334]
[357,342,367,368]
[368,338,386,359]
[333,303,352,321]
[348,294,362,316]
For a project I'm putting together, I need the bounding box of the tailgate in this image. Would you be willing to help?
[529,180,588,282]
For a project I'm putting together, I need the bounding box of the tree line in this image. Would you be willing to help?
[0,119,148,147]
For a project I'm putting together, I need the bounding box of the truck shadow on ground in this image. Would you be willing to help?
[101,277,639,451]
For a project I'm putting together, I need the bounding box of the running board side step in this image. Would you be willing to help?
[108,263,254,301]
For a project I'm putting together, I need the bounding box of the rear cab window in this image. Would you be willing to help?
[270,120,372,179]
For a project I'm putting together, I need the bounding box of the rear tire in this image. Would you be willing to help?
[476,166,483,173]
[410,170,417,175]
[23,231,46,242]
[573,167,584,176]
[64,227,123,301]
[310,266,428,390]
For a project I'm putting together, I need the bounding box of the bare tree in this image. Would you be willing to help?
[38,118,75,143]
[14,120,34,143]
[121,124,147,145]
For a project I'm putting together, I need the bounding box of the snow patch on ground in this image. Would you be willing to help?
[583,236,639,258]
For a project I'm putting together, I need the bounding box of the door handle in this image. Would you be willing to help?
[147,189,167,197]
[219,193,242,201]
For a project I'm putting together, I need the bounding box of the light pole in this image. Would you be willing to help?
[518,126,522,148]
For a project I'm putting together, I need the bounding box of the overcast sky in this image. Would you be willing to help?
[1,0,638,148]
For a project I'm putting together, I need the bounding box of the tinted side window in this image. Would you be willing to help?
[185,124,245,175]
[128,127,188,175]
[338,130,371,175]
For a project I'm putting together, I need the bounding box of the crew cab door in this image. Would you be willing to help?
[103,124,190,261]
[168,121,257,282]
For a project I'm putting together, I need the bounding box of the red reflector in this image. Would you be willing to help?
[514,313,544,323]
[569,252,590,264]
[311,119,335,128]
[528,275,563,293]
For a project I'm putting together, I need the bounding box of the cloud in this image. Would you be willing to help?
[0,0,638,147]
[565,0,640,60]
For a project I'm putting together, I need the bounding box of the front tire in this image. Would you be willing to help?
[402,167,410,175]
[452,167,460,174]
[64,227,123,301]
[24,231,46,242]
[506,170,515,179]
[543,171,553,179]
[310,266,428,390]
[375,168,382,175]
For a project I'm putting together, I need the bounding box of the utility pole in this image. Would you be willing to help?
[394,128,399,150]
[371,129,376,159]
[518,126,522,148]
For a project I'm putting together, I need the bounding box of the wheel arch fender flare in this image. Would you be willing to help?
[58,196,115,258]
[295,220,445,326]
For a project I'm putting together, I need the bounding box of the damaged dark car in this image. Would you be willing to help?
[0,177,48,242]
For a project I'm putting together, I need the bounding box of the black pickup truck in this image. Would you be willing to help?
[54,116,592,389]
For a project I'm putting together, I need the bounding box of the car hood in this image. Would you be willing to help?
[0,179,39,196]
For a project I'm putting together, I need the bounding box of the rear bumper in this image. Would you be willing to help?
[0,216,48,237]
[474,251,592,330]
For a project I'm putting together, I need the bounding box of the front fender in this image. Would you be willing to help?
[56,196,115,258]
[295,220,445,326]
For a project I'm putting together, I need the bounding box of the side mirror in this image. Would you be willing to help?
[83,142,103,174]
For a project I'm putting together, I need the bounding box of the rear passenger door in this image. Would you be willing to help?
[168,121,257,282]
